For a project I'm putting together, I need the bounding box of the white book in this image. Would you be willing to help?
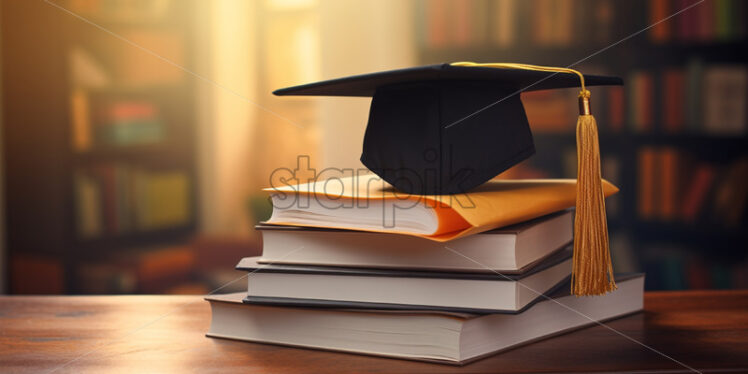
[239,249,572,313]
[258,211,573,272]
[703,66,747,135]
[206,274,644,365]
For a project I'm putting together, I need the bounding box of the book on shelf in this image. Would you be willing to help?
[98,165,119,234]
[238,249,572,314]
[133,169,191,230]
[264,173,618,241]
[532,0,574,46]
[70,89,93,152]
[601,156,621,217]
[424,0,449,48]
[710,157,748,227]
[77,245,196,294]
[490,0,516,47]
[609,233,638,274]
[639,246,748,290]
[75,172,103,238]
[452,0,476,46]
[417,0,743,49]
[627,71,654,132]
[662,68,685,133]
[10,254,65,294]
[663,0,746,43]
[424,0,620,48]
[685,59,704,132]
[206,274,644,365]
[70,90,167,149]
[699,0,716,41]
[637,147,657,220]
[591,0,615,44]
[607,85,625,132]
[74,165,192,237]
[637,146,747,227]
[681,162,716,223]
[257,210,572,272]
[649,0,670,43]
[658,147,679,221]
[415,7,744,136]
[94,99,165,146]
[624,62,746,135]
[703,65,747,135]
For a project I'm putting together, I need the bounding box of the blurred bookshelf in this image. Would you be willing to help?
[2,0,201,294]
[415,0,748,290]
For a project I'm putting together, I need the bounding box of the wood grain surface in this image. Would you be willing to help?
[1,290,747,373]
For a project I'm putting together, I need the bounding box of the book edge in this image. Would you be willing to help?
[236,247,573,280]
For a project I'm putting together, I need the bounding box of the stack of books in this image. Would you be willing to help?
[206,175,643,365]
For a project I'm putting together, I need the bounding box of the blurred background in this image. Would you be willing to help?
[0,0,745,294]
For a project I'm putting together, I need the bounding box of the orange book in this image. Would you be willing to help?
[70,89,92,152]
[682,164,716,222]
[639,73,654,132]
[698,0,715,41]
[659,148,679,220]
[137,246,196,293]
[264,173,618,242]
[451,0,472,46]
[427,0,449,47]
[608,86,625,132]
[650,0,670,43]
[663,69,685,133]
[11,255,64,294]
[638,148,657,220]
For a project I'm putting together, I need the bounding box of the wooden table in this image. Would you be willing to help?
[1,291,747,373]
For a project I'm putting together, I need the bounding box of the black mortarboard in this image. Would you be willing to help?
[274,62,622,195]
[274,62,624,297]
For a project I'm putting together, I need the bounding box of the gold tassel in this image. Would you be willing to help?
[573,90,616,296]
[450,62,617,295]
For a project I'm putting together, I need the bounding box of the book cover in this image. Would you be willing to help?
[206,274,645,365]
[238,249,572,314]
[265,174,618,241]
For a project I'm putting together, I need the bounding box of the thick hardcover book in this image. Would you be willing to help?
[257,210,572,273]
[238,249,572,314]
[206,274,644,365]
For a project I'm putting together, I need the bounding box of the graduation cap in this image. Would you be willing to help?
[274,62,622,296]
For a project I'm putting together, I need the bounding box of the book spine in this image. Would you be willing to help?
[681,163,716,222]
[649,0,670,43]
[658,148,678,221]
[637,147,657,220]
[491,0,516,47]
[662,69,685,133]
[427,0,449,48]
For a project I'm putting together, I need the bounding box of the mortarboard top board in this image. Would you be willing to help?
[273,63,622,97]
[273,63,623,196]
